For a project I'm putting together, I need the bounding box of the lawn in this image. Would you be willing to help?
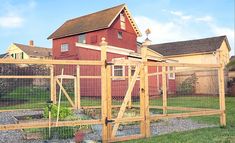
[123,97,235,143]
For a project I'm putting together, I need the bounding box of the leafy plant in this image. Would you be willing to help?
[43,104,72,119]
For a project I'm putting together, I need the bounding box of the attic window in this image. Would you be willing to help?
[118,31,123,39]
[78,34,86,43]
[61,43,69,52]
[120,13,126,30]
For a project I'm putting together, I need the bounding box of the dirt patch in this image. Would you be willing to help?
[0,98,28,107]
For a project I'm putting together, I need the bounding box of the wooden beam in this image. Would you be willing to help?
[0,120,102,131]
[0,59,104,65]
[128,65,132,108]
[111,65,140,137]
[162,64,167,114]
[109,134,144,143]
[146,62,221,68]
[75,65,81,109]
[50,66,56,104]
[56,79,75,107]
[218,67,226,126]
[106,65,112,140]
[100,38,108,142]
[150,110,222,121]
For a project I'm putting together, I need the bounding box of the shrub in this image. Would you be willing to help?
[43,105,72,120]
[177,73,198,95]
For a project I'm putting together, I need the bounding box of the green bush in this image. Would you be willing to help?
[177,73,198,95]
[43,105,72,119]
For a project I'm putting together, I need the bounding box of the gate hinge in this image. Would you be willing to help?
[105,60,114,68]
[105,117,114,126]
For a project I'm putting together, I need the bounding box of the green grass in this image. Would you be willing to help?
[123,97,235,143]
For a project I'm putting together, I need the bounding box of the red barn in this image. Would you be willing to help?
[48,4,176,98]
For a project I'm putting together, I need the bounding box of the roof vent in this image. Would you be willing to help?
[29,40,34,46]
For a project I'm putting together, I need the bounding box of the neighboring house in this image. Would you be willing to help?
[149,36,231,95]
[0,53,8,59]
[48,4,176,97]
[7,40,52,59]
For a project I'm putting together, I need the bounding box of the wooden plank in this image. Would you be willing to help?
[150,110,222,120]
[146,62,221,68]
[80,76,101,79]
[162,64,167,114]
[50,66,56,104]
[0,59,104,65]
[0,75,51,79]
[100,38,108,142]
[55,75,75,79]
[218,67,226,126]
[113,116,144,123]
[56,79,75,107]
[76,65,81,109]
[106,66,112,140]
[149,106,218,111]
[0,120,102,131]
[111,65,140,137]
[128,65,132,108]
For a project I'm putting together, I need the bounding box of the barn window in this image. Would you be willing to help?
[112,58,125,80]
[78,34,86,43]
[168,66,175,79]
[61,43,69,52]
[120,13,126,30]
[118,31,123,39]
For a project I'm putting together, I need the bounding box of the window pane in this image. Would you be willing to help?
[118,32,123,39]
[61,44,69,52]
[78,34,86,43]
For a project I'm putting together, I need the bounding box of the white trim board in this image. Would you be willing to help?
[75,42,134,56]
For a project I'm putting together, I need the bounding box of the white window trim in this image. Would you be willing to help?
[112,58,125,80]
[168,66,175,80]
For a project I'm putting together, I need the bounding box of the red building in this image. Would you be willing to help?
[48,4,176,98]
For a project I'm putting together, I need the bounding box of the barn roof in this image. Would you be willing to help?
[148,36,230,56]
[13,43,52,57]
[48,4,141,39]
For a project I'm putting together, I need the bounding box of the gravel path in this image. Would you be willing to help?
[0,110,216,143]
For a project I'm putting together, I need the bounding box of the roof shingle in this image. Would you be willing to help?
[48,4,125,39]
[14,43,52,57]
[148,36,230,56]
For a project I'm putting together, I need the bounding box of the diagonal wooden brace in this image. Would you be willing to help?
[111,64,141,137]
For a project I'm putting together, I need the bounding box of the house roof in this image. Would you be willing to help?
[148,36,230,56]
[48,4,141,39]
[13,43,52,57]
[0,53,7,58]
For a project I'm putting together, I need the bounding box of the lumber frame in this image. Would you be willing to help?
[162,64,167,114]
[50,66,56,104]
[75,65,81,109]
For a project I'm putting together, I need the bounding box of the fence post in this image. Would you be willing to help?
[100,37,108,142]
[106,65,112,140]
[50,65,56,104]
[162,64,167,114]
[218,50,226,127]
[140,39,151,138]
[128,65,132,108]
[75,65,81,109]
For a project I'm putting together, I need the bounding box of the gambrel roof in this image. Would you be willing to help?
[148,36,231,56]
[48,4,141,39]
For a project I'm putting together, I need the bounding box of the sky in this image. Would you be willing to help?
[0,0,234,55]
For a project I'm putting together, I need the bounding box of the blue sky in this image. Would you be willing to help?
[0,0,234,54]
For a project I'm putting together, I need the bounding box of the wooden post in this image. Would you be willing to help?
[106,65,112,140]
[218,50,226,127]
[140,39,151,138]
[75,65,81,109]
[128,65,132,108]
[50,65,56,104]
[162,64,167,114]
[100,37,108,142]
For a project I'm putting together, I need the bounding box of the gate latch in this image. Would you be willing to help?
[105,117,114,125]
